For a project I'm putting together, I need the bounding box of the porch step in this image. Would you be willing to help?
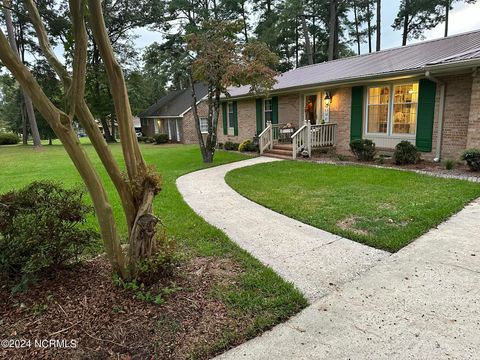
[264,144,294,159]
[263,152,293,160]
[272,144,293,151]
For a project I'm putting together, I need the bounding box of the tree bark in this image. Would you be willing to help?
[241,2,249,43]
[20,98,28,144]
[87,0,159,276]
[328,0,338,61]
[376,0,381,51]
[366,2,372,53]
[25,0,137,232]
[300,9,313,65]
[402,0,409,46]
[444,1,450,37]
[353,1,361,55]
[2,1,42,148]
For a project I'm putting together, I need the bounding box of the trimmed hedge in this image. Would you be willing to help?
[238,139,258,152]
[224,141,240,151]
[349,139,376,161]
[154,134,169,144]
[393,141,420,165]
[461,149,480,171]
[0,133,20,145]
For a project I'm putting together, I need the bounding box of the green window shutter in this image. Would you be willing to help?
[233,101,238,136]
[350,86,364,141]
[222,102,227,135]
[256,99,263,135]
[271,96,279,124]
[416,79,437,152]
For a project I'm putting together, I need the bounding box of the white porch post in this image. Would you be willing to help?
[305,120,311,157]
[267,120,273,150]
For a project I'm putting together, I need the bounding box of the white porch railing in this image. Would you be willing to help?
[291,122,309,160]
[291,121,337,159]
[259,121,273,154]
[311,123,337,148]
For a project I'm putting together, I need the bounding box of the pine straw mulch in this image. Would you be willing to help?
[0,255,251,360]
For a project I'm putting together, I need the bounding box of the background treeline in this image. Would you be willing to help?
[0,0,476,143]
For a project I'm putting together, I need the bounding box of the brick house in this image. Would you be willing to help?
[218,31,480,160]
[139,83,209,144]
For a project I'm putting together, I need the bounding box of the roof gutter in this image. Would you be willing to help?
[425,71,445,162]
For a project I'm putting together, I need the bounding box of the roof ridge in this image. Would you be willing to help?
[282,29,480,75]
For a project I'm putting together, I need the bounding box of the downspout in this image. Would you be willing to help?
[425,71,445,162]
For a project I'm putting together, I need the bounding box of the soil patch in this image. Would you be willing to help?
[0,256,249,360]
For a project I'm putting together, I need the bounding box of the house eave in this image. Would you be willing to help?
[223,60,480,101]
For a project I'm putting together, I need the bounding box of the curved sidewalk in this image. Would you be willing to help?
[177,157,388,302]
[178,157,480,359]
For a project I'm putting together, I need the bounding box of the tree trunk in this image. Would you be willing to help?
[367,2,372,53]
[376,0,381,51]
[2,1,42,148]
[328,0,338,61]
[190,74,212,163]
[101,117,115,142]
[354,1,361,55]
[241,2,249,42]
[21,99,28,144]
[87,0,159,277]
[300,8,313,65]
[402,0,409,46]
[444,1,450,37]
[48,137,53,145]
[110,117,116,141]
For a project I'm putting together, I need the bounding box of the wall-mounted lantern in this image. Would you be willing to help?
[323,91,332,123]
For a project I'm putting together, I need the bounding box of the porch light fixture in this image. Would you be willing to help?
[324,91,332,106]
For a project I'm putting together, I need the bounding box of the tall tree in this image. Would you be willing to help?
[2,0,41,147]
[376,0,381,51]
[443,0,477,37]
[328,0,339,60]
[188,20,278,163]
[393,0,445,46]
[0,0,163,280]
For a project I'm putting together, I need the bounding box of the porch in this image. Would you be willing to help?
[259,121,337,159]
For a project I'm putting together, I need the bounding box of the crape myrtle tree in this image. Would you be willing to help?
[0,0,162,280]
[188,20,278,163]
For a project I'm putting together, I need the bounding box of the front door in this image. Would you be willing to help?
[304,94,318,125]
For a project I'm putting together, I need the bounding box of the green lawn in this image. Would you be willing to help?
[226,161,480,252]
[0,143,307,354]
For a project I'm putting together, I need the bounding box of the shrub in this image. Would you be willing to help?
[0,133,20,145]
[393,141,420,165]
[461,149,480,171]
[154,134,169,144]
[224,141,239,151]
[349,139,376,161]
[443,159,455,171]
[238,139,258,152]
[0,182,98,291]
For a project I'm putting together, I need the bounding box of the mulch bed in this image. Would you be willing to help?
[0,256,249,360]
[311,153,480,180]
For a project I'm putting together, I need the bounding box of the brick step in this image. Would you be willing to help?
[263,152,293,160]
[265,148,293,157]
[272,144,293,151]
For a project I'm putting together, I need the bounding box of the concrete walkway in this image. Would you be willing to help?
[177,157,388,301]
[177,157,480,359]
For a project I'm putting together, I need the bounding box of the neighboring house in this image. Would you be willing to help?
[218,30,480,160]
[139,83,209,143]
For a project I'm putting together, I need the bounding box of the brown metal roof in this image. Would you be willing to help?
[228,30,480,98]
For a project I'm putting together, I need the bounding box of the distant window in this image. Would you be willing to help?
[200,117,208,134]
[367,86,389,134]
[264,99,272,125]
[228,102,235,129]
[392,83,418,135]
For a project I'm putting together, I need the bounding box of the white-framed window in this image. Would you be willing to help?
[365,82,419,137]
[264,98,272,126]
[199,117,208,134]
[228,102,235,135]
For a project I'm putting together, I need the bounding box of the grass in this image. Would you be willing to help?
[0,142,307,355]
[225,160,480,252]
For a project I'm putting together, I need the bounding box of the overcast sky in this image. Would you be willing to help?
[133,1,480,56]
